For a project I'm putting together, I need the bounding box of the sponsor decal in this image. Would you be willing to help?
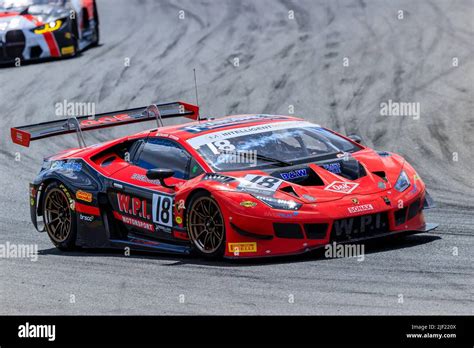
[51,160,82,172]
[79,214,94,222]
[240,201,257,208]
[302,194,316,202]
[182,115,290,133]
[75,190,92,203]
[277,211,299,218]
[322,162,342,174]
[187,121,315,148]
[347,204,374,214]
[116,193,151,220]
[80,113,132,128]
[115,213,154,232]
[131,173,161,185]
[237,174,283,193]
[228,242,257,253]
[18,322,55,342]
[324,181,359,194]
[333,213,387,238]
[382,196,391,206]
[175,216,183,224]
[59,184,75,210]
[351,197,359,204]
[280,168,308,180]
[61,45,75,55]
[155,224,172,233]
[414,174,420,181]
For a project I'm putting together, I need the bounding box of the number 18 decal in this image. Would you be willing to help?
[152,193,173,228]
[238,174,283,192]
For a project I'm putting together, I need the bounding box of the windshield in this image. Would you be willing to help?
[0,0,65,10]
[187,122,362,171]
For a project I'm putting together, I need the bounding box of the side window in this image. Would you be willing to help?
[189,156,205,179]
[135,138,199,180]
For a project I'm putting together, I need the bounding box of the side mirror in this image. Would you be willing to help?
[347,134,362,144]
[146,169,175,189]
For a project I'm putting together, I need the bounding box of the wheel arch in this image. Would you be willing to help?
[37,178,66,217]
[183,188,212,228]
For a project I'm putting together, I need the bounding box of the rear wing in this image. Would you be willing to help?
[11,101,199,147]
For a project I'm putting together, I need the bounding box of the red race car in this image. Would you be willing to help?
[11,101,438,259]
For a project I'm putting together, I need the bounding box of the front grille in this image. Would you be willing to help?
[304,223,328,239]
[30,45,42,59]
[5,30,26,59]
[273,223,304,239]
[330,212,389,242]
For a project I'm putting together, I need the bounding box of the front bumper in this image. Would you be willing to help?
[0,27,76,63]
[215,188,438,259]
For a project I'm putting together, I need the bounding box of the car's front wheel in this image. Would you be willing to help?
[42,182,77,250]
[187,192,226,258]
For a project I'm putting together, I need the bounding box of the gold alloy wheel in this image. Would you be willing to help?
[44,188,72,243]
[188,196,225,254]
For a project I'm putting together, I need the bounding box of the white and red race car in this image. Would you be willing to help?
[0,0,98,63]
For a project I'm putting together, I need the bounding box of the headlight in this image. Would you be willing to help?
[394,170,410,192]
[253,195,301,210]
[33,20,62,34]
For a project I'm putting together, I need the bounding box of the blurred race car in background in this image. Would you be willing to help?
[0,0,99,63]
[10,101,438,259]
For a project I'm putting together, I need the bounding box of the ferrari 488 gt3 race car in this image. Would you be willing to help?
[0,0,98,63]
[11,101,438,259]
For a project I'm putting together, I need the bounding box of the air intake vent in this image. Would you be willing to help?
[372,171,387,180]
[395,207,407,226]
[407,199,421,220]
[271,167,324,186]
[304,223,328,239]
[279,185,299,197]
[273,223,304,239]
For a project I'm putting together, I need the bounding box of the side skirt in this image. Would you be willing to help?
[110,236,192,255]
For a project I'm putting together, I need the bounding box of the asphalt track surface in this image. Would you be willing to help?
[0,0,473,315]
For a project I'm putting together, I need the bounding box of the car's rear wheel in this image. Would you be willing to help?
[187,192,226,258]
[43,182,77,250]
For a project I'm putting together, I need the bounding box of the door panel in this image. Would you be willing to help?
[107,165,180,241]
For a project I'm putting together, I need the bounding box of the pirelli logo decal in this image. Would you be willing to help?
[228,242,257,253]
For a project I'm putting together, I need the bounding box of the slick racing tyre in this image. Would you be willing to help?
[187,192,226,259]
[42,182,78,250]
